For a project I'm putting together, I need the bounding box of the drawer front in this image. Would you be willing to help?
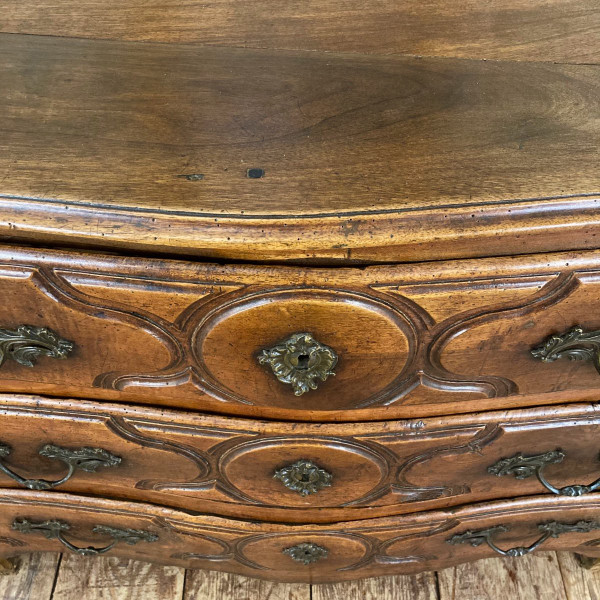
[3,490,600,583]
[5,396,600,522]
[7,246,600,420]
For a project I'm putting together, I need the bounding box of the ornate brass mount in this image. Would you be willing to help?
[274,459,333,496]
[448,520,600,557]
[488,449,600,497]
[13,519,158,556]
[531,326,600,374]
[0,325,74,369]
[283,542,329,565]
[0,443,121,491]
[258,332,337,396]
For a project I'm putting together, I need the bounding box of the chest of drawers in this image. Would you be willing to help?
[1,1,600,583]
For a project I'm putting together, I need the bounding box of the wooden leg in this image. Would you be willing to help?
[0,557,19,575]
[574,553,600,570]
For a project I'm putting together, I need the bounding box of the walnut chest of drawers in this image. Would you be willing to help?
[0,2,600,583]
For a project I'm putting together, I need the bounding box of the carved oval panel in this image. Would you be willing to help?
[237,532,370,572]
[219,437,389,507]
[193,288,418,410]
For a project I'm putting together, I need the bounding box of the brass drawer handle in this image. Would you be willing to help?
[448,520,600,557]
[13,519,158,556]
[283,542,329,565]
[258,332,337,396]
[0,443,121,491]
[274,459,333,496]
[0,325,74,368]
[531,326,600,373]
[488,449,600,496]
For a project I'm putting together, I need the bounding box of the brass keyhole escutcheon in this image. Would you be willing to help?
[283,542,329,565]
[258,333,338,396]
[273,459,333,496]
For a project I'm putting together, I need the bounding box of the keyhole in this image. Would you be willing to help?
[296,354,310,370]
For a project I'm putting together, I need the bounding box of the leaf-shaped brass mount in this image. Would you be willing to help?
[531,326,600,373]
[257,332,337,396]
[488,450,565,480]
[448,520,600,558]
[0,325,74,368]
[488,449,600,496]
[0,443,121,491]
[13,519,158,556]
[274,459,333,496]
[283,542,329,565]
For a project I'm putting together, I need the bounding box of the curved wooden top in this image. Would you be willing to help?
[3,0,599,63]
[1,33,599,262]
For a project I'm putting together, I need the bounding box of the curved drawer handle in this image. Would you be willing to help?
[531,326,600,373]
[448,520,600,557]
[283,542,329,565]
[0,325,74,369]
[274,459,333,496]
[258,332,337,396]
[13,519,158,556]
[487,449,600,497]
[0,443,121,491]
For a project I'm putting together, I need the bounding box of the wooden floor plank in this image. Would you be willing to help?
[0,552,59,600]
[312,572,438,600]
[51,555,185,600]
[437,553,567,600]
[556,551,600,600]
[183,569,310,600]
[2,550,595,599]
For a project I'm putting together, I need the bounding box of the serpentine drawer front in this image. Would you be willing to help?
[6,246,600,421]
[2,395,600,522]
[2,489,600,583]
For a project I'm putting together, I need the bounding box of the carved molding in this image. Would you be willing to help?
[4,490,600,580]
[0,400,582,515]
[104,414,500,509]
[0,261,591,415]
[86,280,525,409]
[84,272,585,409]
[424,272,579,400]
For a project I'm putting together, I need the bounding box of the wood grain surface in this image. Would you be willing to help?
[556,551,600,599]
[2,395,600,523]
[1,489,600,583]
[183,570,309,600]
[0,553,60,600]
[437,552,567,600]
[312,571,439,600]
[1,34,600,262]
[3,552,600,599]
[1,1,598,63]
[51,555,185,600]
[5,245,600,421]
